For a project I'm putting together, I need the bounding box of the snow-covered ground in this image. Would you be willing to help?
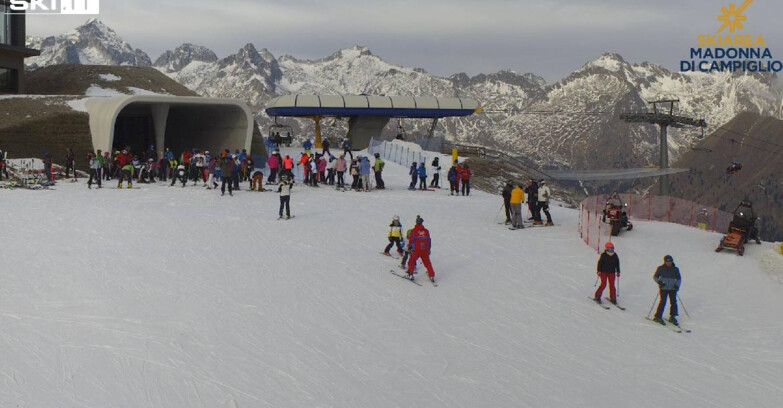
[1,151,782,408]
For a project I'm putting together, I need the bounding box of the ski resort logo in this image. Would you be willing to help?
[680,0,782,73]
[7,0,99,15]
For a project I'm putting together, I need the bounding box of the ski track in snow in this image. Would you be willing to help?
[1,148,782,407]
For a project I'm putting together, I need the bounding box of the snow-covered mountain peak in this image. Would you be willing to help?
[26,18,151,68]
[154,43,218,73]
[25,20,783,174]
[475,70,547,89]
[331,45,373,60]
[580,52,629,73]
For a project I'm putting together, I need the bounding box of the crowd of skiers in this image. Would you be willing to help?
[407,157,472,196]
[278,147,386,192]
[502,178,553,229]
[76,146,259,194]
[25,146,260,194]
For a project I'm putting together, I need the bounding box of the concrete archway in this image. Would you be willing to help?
[85,96,253,157]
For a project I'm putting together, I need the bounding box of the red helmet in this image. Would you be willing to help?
[605,242,614,249]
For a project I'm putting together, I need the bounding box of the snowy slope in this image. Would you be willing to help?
[1,151,782,408]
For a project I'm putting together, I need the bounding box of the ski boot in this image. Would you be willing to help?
[668,317,679,326]
[128,181,132,189]
[382,252,391,256]
[652,317,666,325]
[609,298,617,305]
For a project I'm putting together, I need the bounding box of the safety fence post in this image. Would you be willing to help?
[689,202,694,227]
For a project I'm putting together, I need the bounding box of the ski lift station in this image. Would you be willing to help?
[264,94,482,148]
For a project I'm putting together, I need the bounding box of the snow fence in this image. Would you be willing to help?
[368,138,430,170]
[579,194,733,253]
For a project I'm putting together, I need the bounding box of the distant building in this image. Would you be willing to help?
[0,1,40,93]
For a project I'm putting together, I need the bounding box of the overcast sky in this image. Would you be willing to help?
[23,0,783,83]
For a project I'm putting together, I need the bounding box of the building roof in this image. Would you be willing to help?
[265,94,481,118]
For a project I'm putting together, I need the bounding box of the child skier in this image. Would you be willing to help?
[118,163,134,188]
[250,169,264,191]
[278,175,294,219]
[171,163,187,188]
[383,215,405,256]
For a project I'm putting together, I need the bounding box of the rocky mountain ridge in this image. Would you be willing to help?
[25,20,783,177]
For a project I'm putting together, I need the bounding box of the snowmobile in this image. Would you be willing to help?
[715,200,761,256]
[602,192,633,236]
[726,161,742,175]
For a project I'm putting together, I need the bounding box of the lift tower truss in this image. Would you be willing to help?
[620,99,706,196]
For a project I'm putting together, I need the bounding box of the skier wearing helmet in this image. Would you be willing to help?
[652,255,681,325]
[382,215,404,256]
[593,242,621,304]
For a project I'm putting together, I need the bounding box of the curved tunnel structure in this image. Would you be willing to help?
[85,96,253,156]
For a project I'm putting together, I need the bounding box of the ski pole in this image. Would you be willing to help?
[677,294,691,318]
[647,293,659,318]
[494,203,503,223]
[616,274,620,297]
[594,275,599,287]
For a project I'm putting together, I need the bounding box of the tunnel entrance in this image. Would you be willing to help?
[86,96,255,162]
[112,104,155,155]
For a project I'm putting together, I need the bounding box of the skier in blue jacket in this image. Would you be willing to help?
[359,156,371,191]
[653,255,682,325]
[417,162,427,190]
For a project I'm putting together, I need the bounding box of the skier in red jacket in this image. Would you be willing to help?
[406,216,435,283]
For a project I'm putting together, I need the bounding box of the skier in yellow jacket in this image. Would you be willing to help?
[383,215,405,256]
[509,183,526,229]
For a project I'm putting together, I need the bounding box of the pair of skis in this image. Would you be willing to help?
[644,317,691,333]
[390,270,437,287]
[589,297,691,333]
[589,296,625,310]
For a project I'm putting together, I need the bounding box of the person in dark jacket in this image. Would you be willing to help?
[525,179,540,224]
[0,149,7,180]
[447,165,459,195]
[64,147,76,180]
[501,180,514,225]
[43,151,53,182]
[594,241,620,304]
[341,137,353,160]
[220,156,234,196]
[653,255,682,325]
[408,162,418,190]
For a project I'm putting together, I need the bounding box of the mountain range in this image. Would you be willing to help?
[25,19,783,178]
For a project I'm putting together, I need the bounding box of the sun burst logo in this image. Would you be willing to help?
[717,0,753,33]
